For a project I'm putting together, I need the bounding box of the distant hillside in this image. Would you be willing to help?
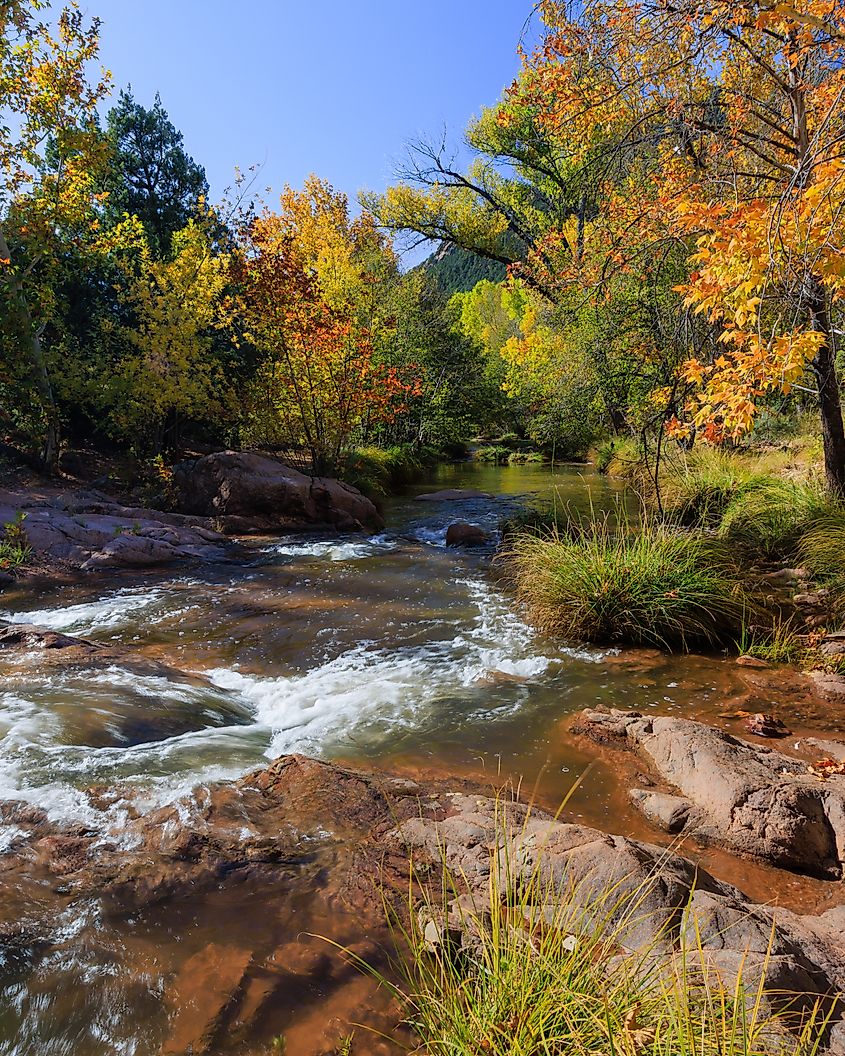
[417,243,507,296]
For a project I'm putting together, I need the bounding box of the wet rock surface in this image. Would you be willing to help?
[172,450,383,533]
[445,520,489,547]
[3,754,845,1053]
[0,485,231,573]
[573,708,845,878]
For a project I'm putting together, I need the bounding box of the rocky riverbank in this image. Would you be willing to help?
[0,451,382,584]
[1,748,845,1053]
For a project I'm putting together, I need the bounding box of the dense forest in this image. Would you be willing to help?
[5,0,845,496]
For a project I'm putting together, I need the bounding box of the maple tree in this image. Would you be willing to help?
[0,0,110,469]
[523,0,845,492]
[237,177,420,473]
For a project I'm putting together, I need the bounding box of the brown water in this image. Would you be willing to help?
[0,462,841,1055]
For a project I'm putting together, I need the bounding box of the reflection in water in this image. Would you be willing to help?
[0,462,840,1054]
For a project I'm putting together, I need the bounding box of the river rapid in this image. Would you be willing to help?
[0,462,837,1055]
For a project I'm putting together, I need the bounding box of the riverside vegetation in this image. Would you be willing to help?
[5,0,845,1053]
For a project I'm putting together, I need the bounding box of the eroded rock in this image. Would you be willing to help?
[0,486,231,572]
[574,709,845,878]
[173,451,383,533]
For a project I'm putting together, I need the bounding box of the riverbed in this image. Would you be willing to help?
[0,462,839,1055]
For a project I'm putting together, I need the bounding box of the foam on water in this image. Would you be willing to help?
[0,584,197,635]
[209,576,603,757]
[263,534,397,563]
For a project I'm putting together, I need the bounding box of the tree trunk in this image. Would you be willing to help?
[0,224,60,473]
[807,281,845,495]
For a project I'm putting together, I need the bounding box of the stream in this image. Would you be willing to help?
[0,462,838,1055]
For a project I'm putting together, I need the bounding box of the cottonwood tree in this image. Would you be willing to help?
[0,0,109,469]
[521,0,845,493]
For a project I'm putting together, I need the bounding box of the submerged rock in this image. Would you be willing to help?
[415,488,492,501]
[0,623,252,747]
[172,450,383,533]
[573,709,845,879]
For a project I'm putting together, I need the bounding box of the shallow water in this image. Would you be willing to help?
[0,462,841,1055]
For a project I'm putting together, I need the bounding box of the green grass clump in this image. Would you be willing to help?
[593,436,641,477]
[717,478,839,556]
[797,515,845,581]
[371,801,827,1056]
[0,512,31,573]
[737,617,805,664]
[657,448,770,527]
[507,450,546,465]
[503,516,746,649]
[475,445,510,465]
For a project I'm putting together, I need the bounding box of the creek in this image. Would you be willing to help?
[0,462,838,1055]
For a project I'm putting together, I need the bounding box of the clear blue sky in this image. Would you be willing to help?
[93,0,539,256]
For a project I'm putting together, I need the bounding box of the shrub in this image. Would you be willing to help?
[503,516,747,649]
[367,800,828,1056]
[475,445,510,464]
[0,512,31,572]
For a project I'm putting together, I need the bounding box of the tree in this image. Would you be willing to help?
[525,0,845,493]
[98,214,234,452]
[104,88,209,257]
[0,0,110,468]
[237,177,419,472]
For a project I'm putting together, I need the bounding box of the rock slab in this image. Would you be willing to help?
[574,709,845,879]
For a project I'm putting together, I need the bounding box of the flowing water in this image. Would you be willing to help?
[0,462,841,1055]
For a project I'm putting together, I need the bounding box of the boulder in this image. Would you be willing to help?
[0,486,231,572]
[172,451,383,532]
[445,521,489,547]
[573,709,845,878]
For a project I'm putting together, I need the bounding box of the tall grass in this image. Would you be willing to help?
[503,515,747,649]
[340,445,435,497]
[361,800,828,1056]
[717,479,841,556]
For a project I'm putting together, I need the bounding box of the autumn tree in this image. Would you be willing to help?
[522,0,845,492]
[0,0,110,468]
[237,177,419,473]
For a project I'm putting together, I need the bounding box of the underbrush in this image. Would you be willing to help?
[340,445,437,497]
[502,515,747,649]
[0,512,31,573]
[362,803,828,1056]
[475,445,511,465]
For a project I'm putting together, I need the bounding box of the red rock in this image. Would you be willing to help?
[445,521,489,547]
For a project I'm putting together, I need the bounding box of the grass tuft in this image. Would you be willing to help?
[502,515,747,649]
[366,798,829,1056]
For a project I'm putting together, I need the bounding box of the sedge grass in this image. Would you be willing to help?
[503,514,747,649]
[346,796,830,1056]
